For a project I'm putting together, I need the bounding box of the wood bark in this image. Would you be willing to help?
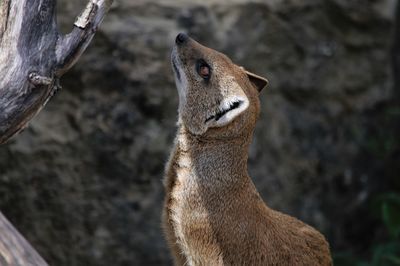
[0,0,113,144]
[0,212,48,266]
[0,0,113,265]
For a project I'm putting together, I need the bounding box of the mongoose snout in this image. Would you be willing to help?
[176,32,189,45]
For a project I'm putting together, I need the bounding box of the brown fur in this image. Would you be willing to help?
[163,35,332,266]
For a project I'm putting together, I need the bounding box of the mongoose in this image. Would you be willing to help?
[162,33,332,266]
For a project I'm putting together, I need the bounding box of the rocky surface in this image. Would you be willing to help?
[0,0,398,265]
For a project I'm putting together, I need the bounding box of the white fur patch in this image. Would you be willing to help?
[178,156,192,168]
[205,95,249,128]
[204,75,250,128]
[214,96,249,127]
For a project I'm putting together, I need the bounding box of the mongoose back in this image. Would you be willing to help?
[163,33,332,266]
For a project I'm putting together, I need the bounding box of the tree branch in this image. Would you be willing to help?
[56,0,113,75]
[0,0,114,144]
[0,213,49,266]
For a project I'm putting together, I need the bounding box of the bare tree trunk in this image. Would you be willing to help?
[0,0,113,264]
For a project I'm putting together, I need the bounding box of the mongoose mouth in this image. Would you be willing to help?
[172,58,181,82]
[205,100,244,123]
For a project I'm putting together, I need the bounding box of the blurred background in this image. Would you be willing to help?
[1,0,399,265]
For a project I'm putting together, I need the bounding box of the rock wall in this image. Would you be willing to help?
[0,0,397,265]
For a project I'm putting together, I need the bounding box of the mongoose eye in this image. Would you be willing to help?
[196,59,211,80]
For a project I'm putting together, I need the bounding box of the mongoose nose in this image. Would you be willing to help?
[176,33,188,45]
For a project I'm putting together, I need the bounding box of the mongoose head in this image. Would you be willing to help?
[171,33,268,138]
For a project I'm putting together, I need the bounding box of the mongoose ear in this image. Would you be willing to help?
[246,70,268,93]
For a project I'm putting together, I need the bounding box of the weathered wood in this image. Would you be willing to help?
[0,0,114,144]
[0,213,48,266]
[0,0,113,265]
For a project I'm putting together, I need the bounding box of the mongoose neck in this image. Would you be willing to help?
[175,125,252,187]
